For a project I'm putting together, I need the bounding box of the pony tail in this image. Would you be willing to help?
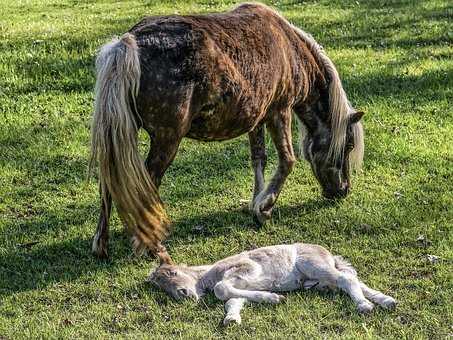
[90,33,170,254]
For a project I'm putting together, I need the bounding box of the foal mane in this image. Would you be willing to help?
[253,2,364,169]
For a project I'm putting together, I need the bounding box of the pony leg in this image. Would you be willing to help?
[253,110,296,224]
[299,260,373,313]
[144,128,185,188]
[248,124,267,210]
[135,129,183,256]
[92,185,112,258]
[223,298,247,325]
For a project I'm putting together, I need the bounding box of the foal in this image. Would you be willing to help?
[148,243,396,325]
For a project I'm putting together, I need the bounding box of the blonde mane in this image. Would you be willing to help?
[257,2,364,169]
[291,26,364,169]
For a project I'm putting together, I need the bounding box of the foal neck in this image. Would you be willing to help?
[180,264,213,280]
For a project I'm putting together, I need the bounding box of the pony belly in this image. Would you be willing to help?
[186,110,260,141]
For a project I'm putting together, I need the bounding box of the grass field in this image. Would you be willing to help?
[1,0,452,338]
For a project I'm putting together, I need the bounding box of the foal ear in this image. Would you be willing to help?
[348,111,365,125]
[145,271,156,283]
[157,250,174,266]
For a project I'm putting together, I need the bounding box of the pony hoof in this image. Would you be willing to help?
[92,245,109,259]
[92,236,109,259]
[254,209,272,225]
[253,204,273,226]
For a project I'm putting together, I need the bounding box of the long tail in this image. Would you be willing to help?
[334,255,358,277]
[89,33,169,253]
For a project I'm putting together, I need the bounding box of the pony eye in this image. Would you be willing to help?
[169,271,177,276]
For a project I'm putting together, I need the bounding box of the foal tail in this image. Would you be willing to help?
[334,256,358,277]
[89,33,169,253]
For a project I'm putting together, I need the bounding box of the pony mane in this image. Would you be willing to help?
[291,26,364,169]
[261,3,364,169]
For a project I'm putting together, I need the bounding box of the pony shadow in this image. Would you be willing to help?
[166,196,338,245]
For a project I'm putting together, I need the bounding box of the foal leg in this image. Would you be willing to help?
[92,186,112,258]
[214,281,284,304]
[253,110,296,224]
[248,124,267,210]
[300,259,374,313]
[359,282,396,309]
[335,271,374,313]
[223,298,248,325]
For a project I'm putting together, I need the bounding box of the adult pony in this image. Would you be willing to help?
[90,3,364,260]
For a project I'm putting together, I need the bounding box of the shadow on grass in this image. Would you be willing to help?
[0,192,338,298]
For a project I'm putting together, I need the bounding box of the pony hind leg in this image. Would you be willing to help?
[135,123,187,256]
[92,185,112,258]
[248,124,267,211]
[253,109,296,224]
[144,128,184,189]
[301,261,374,313]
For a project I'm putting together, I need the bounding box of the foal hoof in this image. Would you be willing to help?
[357,300,374,314]
[268,293,285,304]
[223,314,241,326]
[381,297,397,310]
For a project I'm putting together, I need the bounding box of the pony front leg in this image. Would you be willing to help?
[248,124,267,210]
[223,298,247,326]
[253,111,295,224]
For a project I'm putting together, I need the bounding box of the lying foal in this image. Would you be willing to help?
[148,243,396,325]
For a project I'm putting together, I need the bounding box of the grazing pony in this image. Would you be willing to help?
[148,243,396,325]
[90,3,365,259]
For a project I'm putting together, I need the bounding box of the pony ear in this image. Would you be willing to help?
[349,111,364,125]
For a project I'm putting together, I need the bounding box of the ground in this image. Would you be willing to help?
[0,0,452,338]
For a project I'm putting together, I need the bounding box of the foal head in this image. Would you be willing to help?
[299,93,364,199]
[147,264,199,301]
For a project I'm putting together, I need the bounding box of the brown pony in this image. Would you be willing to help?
[90,3,364,260]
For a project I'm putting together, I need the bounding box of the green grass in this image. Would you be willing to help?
[0,0,452,338]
